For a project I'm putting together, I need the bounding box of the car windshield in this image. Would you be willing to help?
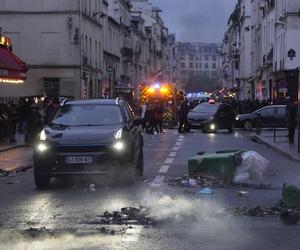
[192,104,219,114]
[51,104,123,126]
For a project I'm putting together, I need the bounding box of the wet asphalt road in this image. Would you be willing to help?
[1,129,300,250]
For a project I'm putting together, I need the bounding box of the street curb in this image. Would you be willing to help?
[0,144,30,153]
[0,162,33,176]
[252,135,300,163]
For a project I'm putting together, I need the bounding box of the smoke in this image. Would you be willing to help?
[150,0,237,42]
[140,191,229,223]
[0,230,111,250]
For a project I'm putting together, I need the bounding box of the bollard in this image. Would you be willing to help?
[273,127,276,143]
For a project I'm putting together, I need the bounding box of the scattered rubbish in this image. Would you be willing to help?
[234,151,269,185]
[280,209,300,225]
[238,191,249,197]
[188,178,197,187]
[89,184,96,192]
[225,206,300,220]
[165,175,226,188]
[91,207,155,226]
[198,187,213,194]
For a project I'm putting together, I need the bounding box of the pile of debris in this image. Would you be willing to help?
[226,206,300,224]
[225,206,283,217]
[96,207,155,226]
[0,169,9,177]
[165,175,227,188]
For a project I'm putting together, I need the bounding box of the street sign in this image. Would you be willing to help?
[288,49,296,61]
[107,67,113,74]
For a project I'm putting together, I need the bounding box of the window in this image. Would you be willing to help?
[190,62,193,68]
[258,107,275,117]
[205,55,209,61]
[276,107,286,116]
[189,55,193,60]
[205,63,209,69]
[181,62,185,68]
[212,55,217,61]
[195,63,198,68]
[44,78,60,98]
[199,63,202,68]
[212,63,216,69]
[51,105,123,126]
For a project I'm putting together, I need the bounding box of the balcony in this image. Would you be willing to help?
[121,47,133,58]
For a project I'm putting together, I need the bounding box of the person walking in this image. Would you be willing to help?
[7,103,18,143]
[178,99,189,133]
[140,103,147,131]
[286,97,298,145]
[154,103,164,134]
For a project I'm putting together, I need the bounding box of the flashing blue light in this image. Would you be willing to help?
[153,83,160,89]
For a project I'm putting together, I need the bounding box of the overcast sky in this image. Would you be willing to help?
[150,0,237,43]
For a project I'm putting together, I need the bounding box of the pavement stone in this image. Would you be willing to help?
[253,129,300,162]
[0,147,33,174]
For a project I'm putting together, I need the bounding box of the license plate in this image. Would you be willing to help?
[65,156,94,164]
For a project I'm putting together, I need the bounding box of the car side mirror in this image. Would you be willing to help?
[132,118,144,126]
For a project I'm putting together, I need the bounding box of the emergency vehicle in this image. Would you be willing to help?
[139,83,184,128]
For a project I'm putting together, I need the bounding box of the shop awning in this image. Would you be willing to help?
[0,46,28,82]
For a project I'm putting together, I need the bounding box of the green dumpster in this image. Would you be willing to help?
[188,151,243,181]
[282,185,300,208]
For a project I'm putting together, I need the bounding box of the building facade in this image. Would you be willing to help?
[175,42,221,90]
[222,0,300,103]
[0,0,104,99]
[0,0,174,99]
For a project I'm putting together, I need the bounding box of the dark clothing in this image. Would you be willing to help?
[286,102,298,144]
[7,105,18,142]
[178,100,189,133]
[154,106,164,133]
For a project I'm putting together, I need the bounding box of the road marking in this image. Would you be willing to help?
[150,176,165,187]
[177,138,184,142]
[169,152,177,157]
[158,165,170,173]
[175,141,182,146]
[172,146,180,151]
[164,158,174,164]
[179,135,184,139]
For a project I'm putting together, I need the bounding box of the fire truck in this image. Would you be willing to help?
[139,83,184,128]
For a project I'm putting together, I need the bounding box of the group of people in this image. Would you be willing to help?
[141,102,164,134]
[223,98,272,114]
[0,98,59,143]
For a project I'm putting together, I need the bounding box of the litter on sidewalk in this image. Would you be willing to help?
[234,151,269,185]
[198,187,214,194]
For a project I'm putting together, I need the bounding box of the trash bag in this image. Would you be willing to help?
[234,151,269,185]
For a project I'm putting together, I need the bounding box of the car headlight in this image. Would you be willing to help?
[114,129,122,139]
[235,117,240,121]
[40,129,47,141]
[36,143,48,153]
[113,141,125,151]
[210,124,216,130]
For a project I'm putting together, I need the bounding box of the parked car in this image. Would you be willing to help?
[235,105,286,130]
[187,102,235,133]
[33,98,144,188]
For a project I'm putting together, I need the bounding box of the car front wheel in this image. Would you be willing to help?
[244,120,254,130]
[34,167,51,188]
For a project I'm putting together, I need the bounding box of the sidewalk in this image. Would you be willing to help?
[0,133,28,152]
[253,128,300,162]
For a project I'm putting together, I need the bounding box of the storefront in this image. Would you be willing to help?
[0,35,28,101]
